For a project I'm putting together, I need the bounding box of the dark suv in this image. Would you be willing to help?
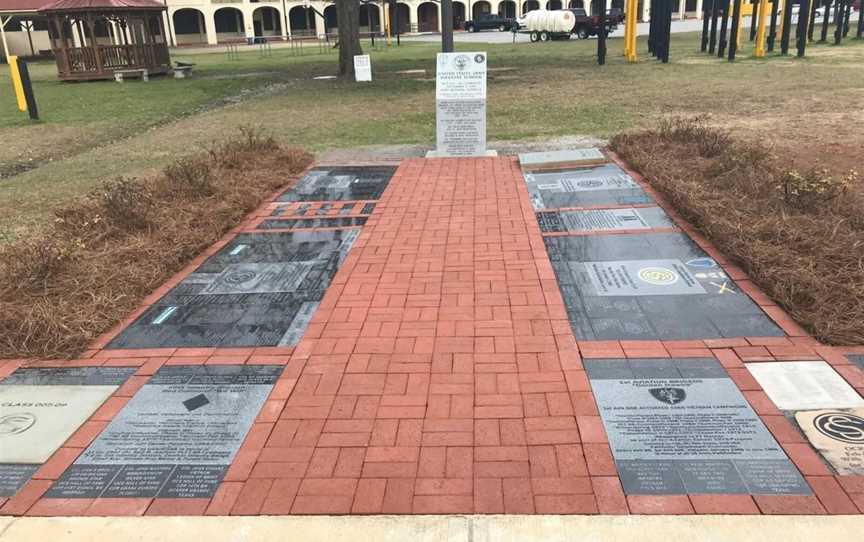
[464,12,515,32]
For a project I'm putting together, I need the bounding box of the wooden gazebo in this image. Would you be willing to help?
[39,0,170,81]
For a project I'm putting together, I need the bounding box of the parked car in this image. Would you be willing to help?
[464,12,516,32]
[570,8,623,39]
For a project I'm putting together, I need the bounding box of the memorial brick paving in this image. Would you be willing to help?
[0,152,863,517]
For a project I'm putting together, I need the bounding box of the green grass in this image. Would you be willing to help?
[1,30,863,241]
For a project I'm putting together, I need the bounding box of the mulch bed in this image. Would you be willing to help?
[610,118,863,346]
[0,129,313,359]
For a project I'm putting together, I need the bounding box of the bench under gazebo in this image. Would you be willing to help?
[39,0,171,81]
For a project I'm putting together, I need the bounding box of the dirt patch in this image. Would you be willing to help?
[611,118,863,345]
[0,129,313,358]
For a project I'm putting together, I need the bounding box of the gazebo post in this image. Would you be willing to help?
[0,16,11,63]
[87,13,103,75]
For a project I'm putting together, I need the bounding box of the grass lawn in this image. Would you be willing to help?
[1,30,863,241]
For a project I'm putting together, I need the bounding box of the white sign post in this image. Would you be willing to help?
[354,54,372,82]
[429,52,493,157]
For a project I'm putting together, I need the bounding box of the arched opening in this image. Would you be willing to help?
[523,1,541,14]
[568,0,586,8]
[453,1,466,28]
[498,0,517,17]
[388,2,411,33]
[546,0,563,9]
[252,6,281,38]
[473,0,492,19]
[173,8,206,45]
[417,2,438,32]
[359,3,381,32]
[289,5,315,36]
[323,5,338,33]
[214,7,244,42]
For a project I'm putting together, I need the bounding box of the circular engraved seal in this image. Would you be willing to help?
[453,54,471,70]
[474,53,486,64]
[224,270,256,285]
[0,413,37,436]
[813,412,864,444]
[638,267,679,286]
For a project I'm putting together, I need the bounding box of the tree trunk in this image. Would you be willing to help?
[337,0,363,78]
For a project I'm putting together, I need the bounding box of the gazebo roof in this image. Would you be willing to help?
[0,0,48,14]
[38,0,165,13]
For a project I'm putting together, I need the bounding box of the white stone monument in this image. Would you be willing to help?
[354,54,371,82]
[428,52,495,157]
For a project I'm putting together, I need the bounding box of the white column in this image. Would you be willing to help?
[437,2,442,31]
[409,4,418,32]
[164,11,177,46]
[313,7,324,36]
[696,0,703,18]
[642,0,650,21]
[206,11,218,44]
[678,0,685,19]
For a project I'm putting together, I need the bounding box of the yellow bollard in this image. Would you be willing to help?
[754,0,770,56]
[8,56,27,113]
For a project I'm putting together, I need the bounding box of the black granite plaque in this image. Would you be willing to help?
[47,365,281,499]
[537,207,673,233]
[523,165,654,209]
[278,166,396,202]
[1,367,136,387]
[586,358,810,495]
[545,233,784,340]
[0,465,39,496]
[258,217,367,230]
[107,230,358,349]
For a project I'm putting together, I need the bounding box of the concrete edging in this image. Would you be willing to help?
[2,515,863,541]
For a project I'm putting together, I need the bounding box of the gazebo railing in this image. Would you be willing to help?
[55,43,170,77]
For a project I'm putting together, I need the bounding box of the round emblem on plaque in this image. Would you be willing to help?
[0,413,37,436]
[223,270,256,285]
[453,54,471,70]
[638,267,678,286]
[813,412,864,444]
[474,54,486,64]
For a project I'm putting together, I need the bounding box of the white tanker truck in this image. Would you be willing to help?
[515,9,623,42]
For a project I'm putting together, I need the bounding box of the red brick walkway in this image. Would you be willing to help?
[3,155,864,517]
[223,157,618,515]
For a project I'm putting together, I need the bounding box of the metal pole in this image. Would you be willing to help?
[807,0,818,40]
[597,0,607,64]
[701,0,712,50]
[663,0,673,61]
[718,0,730,56]
[842,0,851,36]
[858,0,864,38]
[709,0,719,51]
[821,0,832,40]
[17,58,38,120]
[442,0,454,51]
[797,0,810,54]
[767,0,779,50]
[833,0,844,43]
[728,0,741,59]
[750,0,759,39]
[755,0,769,55]
[779,0,793,53]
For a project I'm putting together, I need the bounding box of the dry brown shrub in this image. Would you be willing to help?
[611,117,864,345]
[0,128,313,358]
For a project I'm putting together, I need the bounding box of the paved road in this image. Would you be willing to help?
[403,13,858,43]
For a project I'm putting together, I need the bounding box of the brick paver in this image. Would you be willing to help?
[1,154,864,517]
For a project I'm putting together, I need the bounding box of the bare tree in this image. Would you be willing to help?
[337,0,363,78]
